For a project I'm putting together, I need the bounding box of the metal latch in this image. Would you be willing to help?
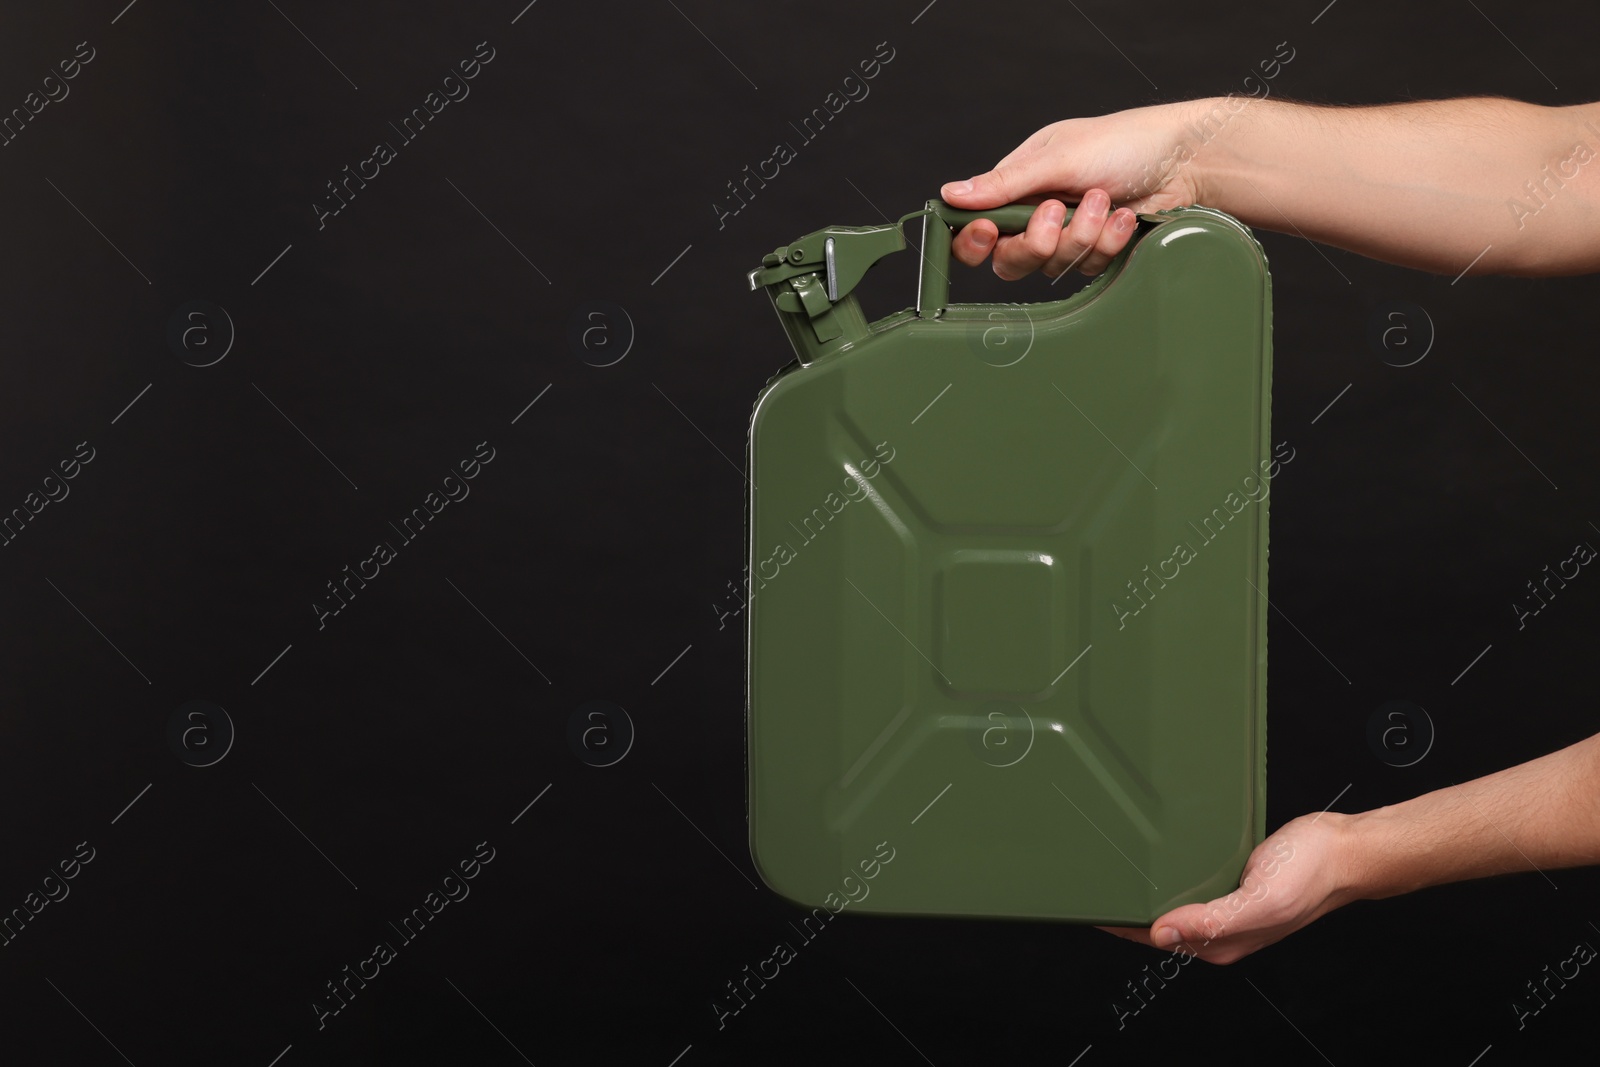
[747,222,909,342]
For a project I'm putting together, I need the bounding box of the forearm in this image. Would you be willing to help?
[1186,94,1600,276]
[1339,733,1600,900]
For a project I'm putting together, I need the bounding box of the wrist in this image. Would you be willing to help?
[1177,94,1257,214]
[1116,98,1225,210]
[1333,805,1403,903]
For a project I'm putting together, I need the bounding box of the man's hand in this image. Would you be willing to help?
[1098,812,1360,965]
[1097,728,1600,963]
[945,95,1600,278]
[940,103,1206,280]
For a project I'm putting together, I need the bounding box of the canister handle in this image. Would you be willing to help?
[915,198,1141,316]
[935,202,1072,234]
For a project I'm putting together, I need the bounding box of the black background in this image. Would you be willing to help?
[1,0,1597,1063]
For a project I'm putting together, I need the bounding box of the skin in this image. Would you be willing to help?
[940,95,1600,963]
[942,95,1600,280]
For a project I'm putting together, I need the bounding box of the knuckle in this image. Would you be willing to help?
[1067,212,1106,246]
[989,163,1019,201]
[1022,228,1056,258]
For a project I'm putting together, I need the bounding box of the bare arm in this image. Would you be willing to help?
[1192,95,1600,276]
[1101,731,1600,964]
[1346,731,1600,898]
[942,95,1600,279]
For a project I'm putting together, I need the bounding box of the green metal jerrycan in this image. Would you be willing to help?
[744,198,1273,924]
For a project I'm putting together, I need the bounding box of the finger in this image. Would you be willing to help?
[951,219,1000,267]
[1152,897,1242,951]
[941,152,1061,210]
[1072,208,1138,278]
[1041,189,1110,279]
[1151,921,1196,950]
[992,199,1068,281]
[1152,915,1262,966]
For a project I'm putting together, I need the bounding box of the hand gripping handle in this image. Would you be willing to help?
[915,198,1106,315]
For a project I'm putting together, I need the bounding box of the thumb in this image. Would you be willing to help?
[940,158,1057,209]
[1148,900,1224,949]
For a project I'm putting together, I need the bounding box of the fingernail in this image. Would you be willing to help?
[973,229,992,247]
[1154,926,1182,947]
[1115,211,1135,232]
[1087,190,1110,213]
[943,180,972,196]
[1047,202,1066,225]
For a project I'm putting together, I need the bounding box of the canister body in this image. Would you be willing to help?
[747,206,1272,923]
